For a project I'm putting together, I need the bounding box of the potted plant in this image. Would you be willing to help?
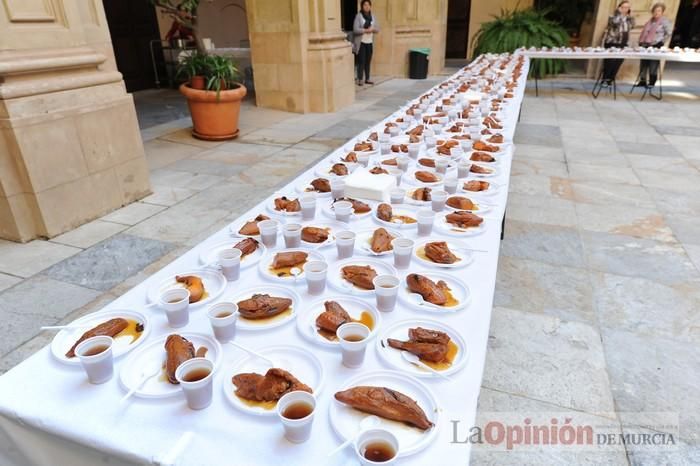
[176,52,208,89]
[471,8,569,77]
[178,54,247,140]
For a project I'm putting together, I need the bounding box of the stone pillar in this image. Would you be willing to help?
[587,0,681,80]
[0,0,151,242]
[245,0,355,113]
[370,0,449,77]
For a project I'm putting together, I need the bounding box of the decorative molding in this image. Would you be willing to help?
[395,27,432,36]
[0,70,123,100]
[2,0,57,23]
[0,47,106,76]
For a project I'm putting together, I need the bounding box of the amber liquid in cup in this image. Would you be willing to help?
[217,311,233,318]
[343,334,365,342]
[282,401,314,420]
[82,345,109,357]
[363,441,396,462]
[183,367,211,383]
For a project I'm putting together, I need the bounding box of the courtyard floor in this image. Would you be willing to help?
[1,65,699,464]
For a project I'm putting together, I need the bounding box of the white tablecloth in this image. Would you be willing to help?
[521,49,700,62]
[0,56,529,466]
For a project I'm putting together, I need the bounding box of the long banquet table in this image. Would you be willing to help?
[0,54,529,466]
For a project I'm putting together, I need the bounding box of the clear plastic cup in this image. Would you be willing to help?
[387,168,403,186]
[277,391,316,443]
[417,209,435,236]
[75,336,114,384]
[357,152,370,167]
[305,260,328,295]
[207,302,238,342]
[300,194,316,221]
[391,238,414,270]
[218,248,241,281]
[436,159,449,175]
[458,161,471,178]
[258,219,279,248]
[337,322,371,368]
[389,126,399,137]
[356,429,400,466]
[380,143,391,155]
[331,179,346,199]
[283,223,302,248]
[444,176,458,194]
[336,230,356,259]
[160,288,191,328]
[373,275,400,312]
[425,136,436,148]
[175,358,214,410]
[379,132,391,143]
[397,157,409,172]
[450,146,463,158]
[390,188,405,204]
[334,201,353,223]
[407,143,421,160]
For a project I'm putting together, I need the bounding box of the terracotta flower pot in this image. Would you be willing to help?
[190,75,205,90]
[179,83,247,141]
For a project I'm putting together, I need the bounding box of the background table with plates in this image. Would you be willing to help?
[0,54,529,466]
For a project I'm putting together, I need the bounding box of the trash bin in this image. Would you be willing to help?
[409,48,430,79]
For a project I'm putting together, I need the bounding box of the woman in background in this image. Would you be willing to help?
[353,0,379,86]
[601,1,634,85]
[637,2,673,88]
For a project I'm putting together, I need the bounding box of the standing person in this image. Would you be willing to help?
[637,2,673,88]
[601,1,635,85]
[353,0,379,86]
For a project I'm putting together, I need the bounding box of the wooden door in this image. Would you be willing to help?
[103,0,162,91]
[446,0,471,59]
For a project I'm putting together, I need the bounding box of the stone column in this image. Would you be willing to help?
[587,0,681,80]
[245,0,355,113]
[0,0,150,242]
[370,0,449,77]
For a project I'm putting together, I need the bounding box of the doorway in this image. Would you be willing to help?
[341,0,358,32]
[103,0,163,92]
[445,0,471,59]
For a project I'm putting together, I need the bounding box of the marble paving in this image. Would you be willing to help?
[1,65,699,463]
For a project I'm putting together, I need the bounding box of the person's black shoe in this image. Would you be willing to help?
[637,80,647,87]
[357,80,363,86]
[365,80,374,85]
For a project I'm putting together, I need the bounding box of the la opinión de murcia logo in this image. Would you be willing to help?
[450,416,678,451]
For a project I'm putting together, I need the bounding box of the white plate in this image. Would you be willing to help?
[435,213,488,237]
[198,239,266,270]
[299,221,344,248]
[51,309,151,366]
[413,239,474,269]
[405,168,444,187]
[147,269,226,308]
[404,188,432,207]
[258,248,325,283]
[355,227,402,256]
[329,370,439,457]
[119,333,222,399]
[459,180,500,197]
[343,140,378,156]
[328,257,398,295]
[444,197,493,215]
[294,178,333,198]
[223,345,324,416]
[229,213,275,239]
[266,195,303,218]
[398,271,471,313]
[228,285,300,331]
[315,161,355,179]
[296,296,381,348]
[322,199,375,222]
[376,319,469,377]
[467,163,500,178]
[373,206,418,230]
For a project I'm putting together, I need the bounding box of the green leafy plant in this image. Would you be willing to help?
[175,51,209,81]
[535,0,594,35]
[204,55,240,96]
[471,8,569,77]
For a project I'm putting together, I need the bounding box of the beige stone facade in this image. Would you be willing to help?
[0,0,150,242]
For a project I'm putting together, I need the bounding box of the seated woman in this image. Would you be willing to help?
[637,2,673,88]
[601,1,634,85]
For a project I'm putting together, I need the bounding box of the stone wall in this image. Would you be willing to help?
[0,0,150,242]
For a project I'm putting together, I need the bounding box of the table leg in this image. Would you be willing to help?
[501,209,506,241]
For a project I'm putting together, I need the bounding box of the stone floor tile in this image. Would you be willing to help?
[292,137,347,152]
[126,203,230,244]
[504,193,578,227]
[513,144,566,162]
[684,243,700,273]
[42,234,176,291]
[646,187,700,217]
[511,159,569,177]
[483,306,614,412]
[495,257,595,324]
[49,219,127,249]
[149,169,226,191]
[140,185,197,207]
[241,127,315,146]
[601,328,700,444]
[142,138,202,169]
[158,127,226,149]
[0,240,81,278]
[575,203,674,242]
[605,123,668,144]
[101,202,167,225]
[633,169,700,192]
[592,272,700,343]
[663,134,700,160]
[0,331,54,372]
[580,231,699,285]
[175,178,262,213]
[567,163,640,185]
[513,123,562,147]
[509,174,573,199]
[501,220,586,268]
[617,141,682,157]
[312,118,376,139]
[0,273,21,293]
[624,153,698,174]
[654,125,700,137]
[570,181,656,209]
[625,429,699,466]
[193,142,284,165]
[163,158,247,177]
[664,214,700,246]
